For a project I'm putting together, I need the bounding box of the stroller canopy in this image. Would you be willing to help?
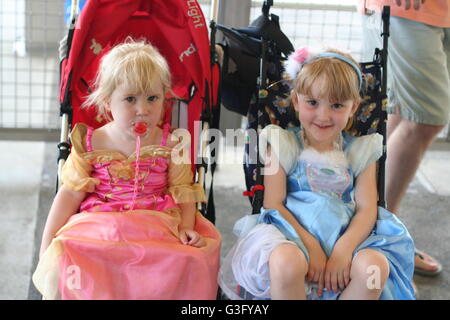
[60,0,213,129]
[217,10,294,116]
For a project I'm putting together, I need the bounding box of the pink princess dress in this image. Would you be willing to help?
[32,123,221,299]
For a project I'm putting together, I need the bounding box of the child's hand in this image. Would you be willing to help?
[179,228,206,248]
[306,240,327,297]
[324,246,353,293]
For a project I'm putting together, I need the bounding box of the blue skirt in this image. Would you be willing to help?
[254,190,416,300]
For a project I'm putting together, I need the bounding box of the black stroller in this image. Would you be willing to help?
[219,1,390,214]
[217,1,392,299]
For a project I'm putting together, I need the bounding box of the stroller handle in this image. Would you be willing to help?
[68,0,80,28]
[210,0,219,22]
[262,0,273,17]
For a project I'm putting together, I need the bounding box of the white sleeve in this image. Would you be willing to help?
[258,124,300,175]
[347,133,383,177]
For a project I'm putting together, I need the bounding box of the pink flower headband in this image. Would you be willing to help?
[291,47,314,64]
[285,46,363,91]
[284,47,319,81]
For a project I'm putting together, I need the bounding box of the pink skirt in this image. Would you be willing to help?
[33,210,221,300]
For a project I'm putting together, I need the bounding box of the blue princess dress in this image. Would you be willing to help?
[219,125,415,300]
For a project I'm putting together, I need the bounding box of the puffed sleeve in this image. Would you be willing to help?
[258,124,301,175]
[347,133,383,177]
[60,124,100,192]
[167,140,206,204]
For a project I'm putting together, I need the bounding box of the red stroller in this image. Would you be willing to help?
[58,0,221,221]
[34,0,222,300]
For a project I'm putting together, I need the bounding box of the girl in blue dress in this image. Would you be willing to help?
[219,47,416,300]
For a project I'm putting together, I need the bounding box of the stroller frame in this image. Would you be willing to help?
[216,3,392,300]
[243,5,391,214]
[56,0,222,222]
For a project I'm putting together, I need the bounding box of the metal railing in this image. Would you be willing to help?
[0,0,448,141]
[0,0,211,141]
[0,0,64,140]
[251,1,363,60]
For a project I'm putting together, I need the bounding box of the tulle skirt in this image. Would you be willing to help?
[219,201,416,300]
[33,210,221,300]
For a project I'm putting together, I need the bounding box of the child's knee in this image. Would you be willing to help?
[269,243,308,283]
[352,249,390,285]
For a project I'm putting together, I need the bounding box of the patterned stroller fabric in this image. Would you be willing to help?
[244,61,387,198]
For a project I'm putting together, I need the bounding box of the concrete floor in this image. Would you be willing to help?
[0,141,45,299]
[0,138,449,300]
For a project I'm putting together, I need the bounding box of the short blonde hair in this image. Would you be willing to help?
[293,49,361,104]
[83,38,171,121]
[291,49,361,132]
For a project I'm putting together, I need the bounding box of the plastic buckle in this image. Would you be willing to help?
[242,184,265,197]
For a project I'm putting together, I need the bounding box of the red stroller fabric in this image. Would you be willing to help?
[60,0,216,162]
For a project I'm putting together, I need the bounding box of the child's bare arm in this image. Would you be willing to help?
[178,202,196,230]
[167,132,206,247]
[178,202,206,247]
[335,162,378,252]
[263,146,327,294]
[263,146,319,247]
[39,185,86,257]
[324,162,378,292]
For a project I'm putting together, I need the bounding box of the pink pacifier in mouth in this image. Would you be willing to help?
[134,122,148,135]
[130,122,147,211]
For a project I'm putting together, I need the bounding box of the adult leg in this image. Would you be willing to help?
[383,18,449,275]
[269,243,308,299]
[386,112,402,139]
[339,249,389,300]
[386,115,444,275]
[386,117,444,214]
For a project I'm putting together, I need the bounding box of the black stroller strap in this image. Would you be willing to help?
[377,5,390,209]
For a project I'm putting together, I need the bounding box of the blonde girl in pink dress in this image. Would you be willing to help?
[32,40,221,300]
